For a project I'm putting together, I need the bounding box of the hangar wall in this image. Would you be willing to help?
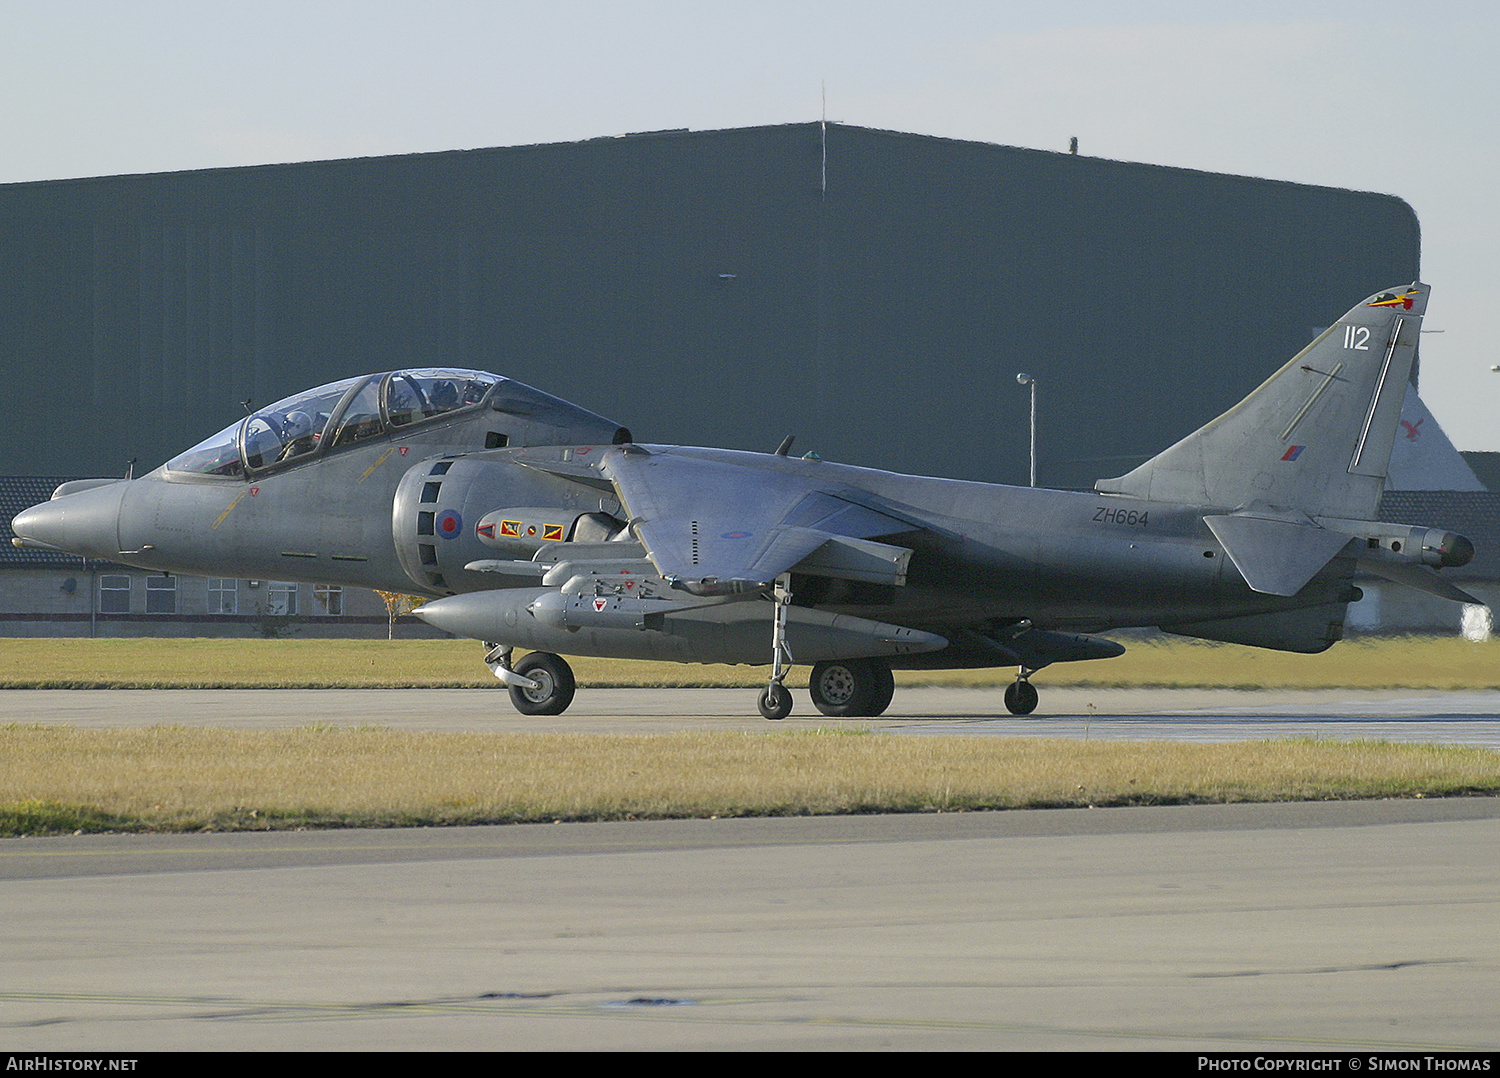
[0,122,1420,490]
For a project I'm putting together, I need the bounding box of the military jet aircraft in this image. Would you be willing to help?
[12,283,1477,719]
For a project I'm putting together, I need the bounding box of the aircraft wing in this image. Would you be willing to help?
[597,447,923,595]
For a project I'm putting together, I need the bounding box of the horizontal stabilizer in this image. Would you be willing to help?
[1204,513,1354,597]
[1358,560,1482,605]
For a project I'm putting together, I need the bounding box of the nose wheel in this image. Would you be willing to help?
[1004,670,1039,716]
[486,644,577,716]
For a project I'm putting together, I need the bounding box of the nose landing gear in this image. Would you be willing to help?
[486,644,577,716]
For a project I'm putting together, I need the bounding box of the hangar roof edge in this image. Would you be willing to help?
[0,121,1414,212]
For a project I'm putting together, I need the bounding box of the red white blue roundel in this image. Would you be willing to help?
[436,509,463,539]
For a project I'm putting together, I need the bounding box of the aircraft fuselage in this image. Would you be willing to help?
[21,432,1340,653]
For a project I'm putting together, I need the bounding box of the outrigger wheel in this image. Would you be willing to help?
[1004,671,1039,716]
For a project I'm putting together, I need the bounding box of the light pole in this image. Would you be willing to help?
[1016,373,1036,487]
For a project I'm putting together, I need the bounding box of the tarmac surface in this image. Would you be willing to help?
[4,685,1500,745]
[2,686,1498,1051]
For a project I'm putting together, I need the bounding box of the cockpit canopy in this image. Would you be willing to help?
[165,369,624,478]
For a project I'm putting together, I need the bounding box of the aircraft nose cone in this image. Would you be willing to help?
[412,593,491,638]
[10,483,126,560]
[10,501,64,550]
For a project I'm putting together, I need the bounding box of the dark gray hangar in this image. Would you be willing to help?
[0,123,1419,489]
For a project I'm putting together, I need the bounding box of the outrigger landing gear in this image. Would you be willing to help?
[1004,668,1039,716]
[757,574,795,720]
[485,643,577,716]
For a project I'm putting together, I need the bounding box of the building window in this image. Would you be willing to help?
[145,575,177,614]
[208,578,237,614]
[99,575,131,614]
[267,581,297,616]
[313,585,343,616]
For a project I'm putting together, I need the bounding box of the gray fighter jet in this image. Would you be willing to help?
[12,283,1477,719]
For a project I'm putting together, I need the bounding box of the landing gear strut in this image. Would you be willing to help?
[758,574,794,720]
[1004,668,1039,716]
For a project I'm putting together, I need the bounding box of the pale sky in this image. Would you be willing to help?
[3,0,1496,449]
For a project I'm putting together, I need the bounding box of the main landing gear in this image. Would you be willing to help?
[486,644,576,716]
[1004,669,1039,715]
[755,574,897,720]
[808,658,896,718]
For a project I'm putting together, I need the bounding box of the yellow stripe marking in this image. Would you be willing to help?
[211,490,249,529]
[357,448,395,482]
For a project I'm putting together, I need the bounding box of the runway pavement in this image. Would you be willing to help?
[3,686,1498,1050]
[3,685,1500,745]
[2,800,1498,1051]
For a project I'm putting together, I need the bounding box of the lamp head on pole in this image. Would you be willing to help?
[1016,373,1033,387]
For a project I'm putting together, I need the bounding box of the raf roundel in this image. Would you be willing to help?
[436,509,463,539]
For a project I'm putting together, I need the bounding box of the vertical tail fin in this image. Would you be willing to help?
[1095,283,1428,519]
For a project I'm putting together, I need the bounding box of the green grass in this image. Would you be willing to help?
[0,634,1497,690]
[2,725,1496,836]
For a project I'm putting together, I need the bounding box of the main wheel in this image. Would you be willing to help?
[758,683,792,720]
[867,662,896,717]
[810,658,888,717]
[1003,679,1039,716]
[508,652,576,716]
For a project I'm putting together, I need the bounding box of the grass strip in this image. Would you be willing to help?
[2,725,1496,836]
[1,635,1498,690]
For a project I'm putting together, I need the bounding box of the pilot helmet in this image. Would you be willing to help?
[282,410,315,442]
